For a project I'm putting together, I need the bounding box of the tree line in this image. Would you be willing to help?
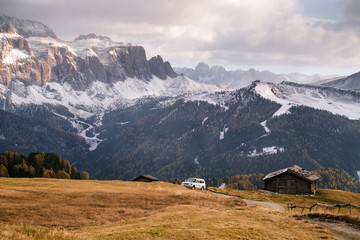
[165,168,360,193]
[0,151,90,179]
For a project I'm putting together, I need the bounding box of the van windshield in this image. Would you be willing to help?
[186,178,196,182]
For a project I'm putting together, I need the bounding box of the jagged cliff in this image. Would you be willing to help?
[0,14,178,91]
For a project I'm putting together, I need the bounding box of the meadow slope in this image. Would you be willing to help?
[0,178,348,239]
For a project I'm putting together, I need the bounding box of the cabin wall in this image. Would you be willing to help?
[264,172,314,194]
[133,176,153,182]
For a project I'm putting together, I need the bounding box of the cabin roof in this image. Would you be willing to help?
[131,174,159,181]
[263,165,319,182]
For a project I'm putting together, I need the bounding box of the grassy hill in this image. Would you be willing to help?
[2,178,357,239]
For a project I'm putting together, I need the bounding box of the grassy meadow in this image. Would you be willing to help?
[0,178,353,239]
[209,187,360,216]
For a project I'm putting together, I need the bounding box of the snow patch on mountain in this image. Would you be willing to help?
[9,76,220,115]
[255,82,360,120]
[249,146,285,157]
[260,121,270,134]
[202,117,208,127]
[0,32,22,40]
[219,126,229,140]
[194,156,200,165]
[184,90,235,110]
[3,49,30,64]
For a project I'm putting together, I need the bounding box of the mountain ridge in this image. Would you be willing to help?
[321,71,360,91]
[174,62,341,89]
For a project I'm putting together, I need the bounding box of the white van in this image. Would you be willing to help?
[181,178,206,190]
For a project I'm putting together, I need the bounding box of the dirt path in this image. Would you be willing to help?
[244,199,285,212]
[210,191,285,212]
[310,220,360,240]
[210,191,360,239]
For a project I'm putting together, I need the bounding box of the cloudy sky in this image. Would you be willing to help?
[2,0,360,75]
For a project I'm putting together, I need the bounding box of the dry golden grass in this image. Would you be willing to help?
[0,178,341,239]
[209,187,360,216]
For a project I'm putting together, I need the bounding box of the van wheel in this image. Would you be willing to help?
[192,185,195,190]
[201,186,204,190]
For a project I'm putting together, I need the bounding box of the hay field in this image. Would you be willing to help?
[0,178,338,239]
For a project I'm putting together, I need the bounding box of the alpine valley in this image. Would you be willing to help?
[1,14,360,181]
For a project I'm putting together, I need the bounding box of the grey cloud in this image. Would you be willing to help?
[1,0,360,75]
[341,0,360,22]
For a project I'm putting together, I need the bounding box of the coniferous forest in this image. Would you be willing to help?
[0,151,90,179]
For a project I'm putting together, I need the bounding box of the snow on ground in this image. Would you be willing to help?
[255,82,360,120]
[2,49,30,64]
[184,90,235,109]
[9,76,220,116]
[27,37,77,60]
[272,104,292,117]
[219,126,229,140]
[260,121,270,134]
[249,146,285,157]
[158,108,178,125]
[202,117,208,127]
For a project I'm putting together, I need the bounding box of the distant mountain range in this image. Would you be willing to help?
[174,62,341,89]
[1,13,360,182]
[320,71,360,91]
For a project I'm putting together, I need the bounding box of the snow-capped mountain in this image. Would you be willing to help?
[2,14,360,181]
[0,14,222,151]
[320,71,360,91]
[174,62,340,89]
[81,81,360,180]
[254,81,360,120]
[183,81,360,121]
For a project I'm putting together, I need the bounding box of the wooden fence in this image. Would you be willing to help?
[287,202,360,217]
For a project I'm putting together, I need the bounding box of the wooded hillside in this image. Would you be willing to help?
[0,151,89,179]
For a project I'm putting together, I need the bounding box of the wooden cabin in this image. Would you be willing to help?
[263,165,319,195]
[131,174,159,182]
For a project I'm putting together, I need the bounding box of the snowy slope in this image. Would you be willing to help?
[3,76,222,150]
[255,81,360,120]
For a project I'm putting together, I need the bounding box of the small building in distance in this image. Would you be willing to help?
[263,165,319,195]
[131,174,159,182]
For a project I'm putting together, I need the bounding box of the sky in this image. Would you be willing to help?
[1,0,360,76]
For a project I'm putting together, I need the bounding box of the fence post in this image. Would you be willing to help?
[337,206,341,215]
[350,202,352,216]
[315,202,318,212]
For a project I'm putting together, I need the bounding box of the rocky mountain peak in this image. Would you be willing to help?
[148,55,177,80]
[0,13,57,38]
[74,33,111,41]
[6,24,16,34]
[195,62,211,77]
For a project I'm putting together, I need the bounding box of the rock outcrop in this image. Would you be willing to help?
[148,55,177,80]
[0,14,178,91]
